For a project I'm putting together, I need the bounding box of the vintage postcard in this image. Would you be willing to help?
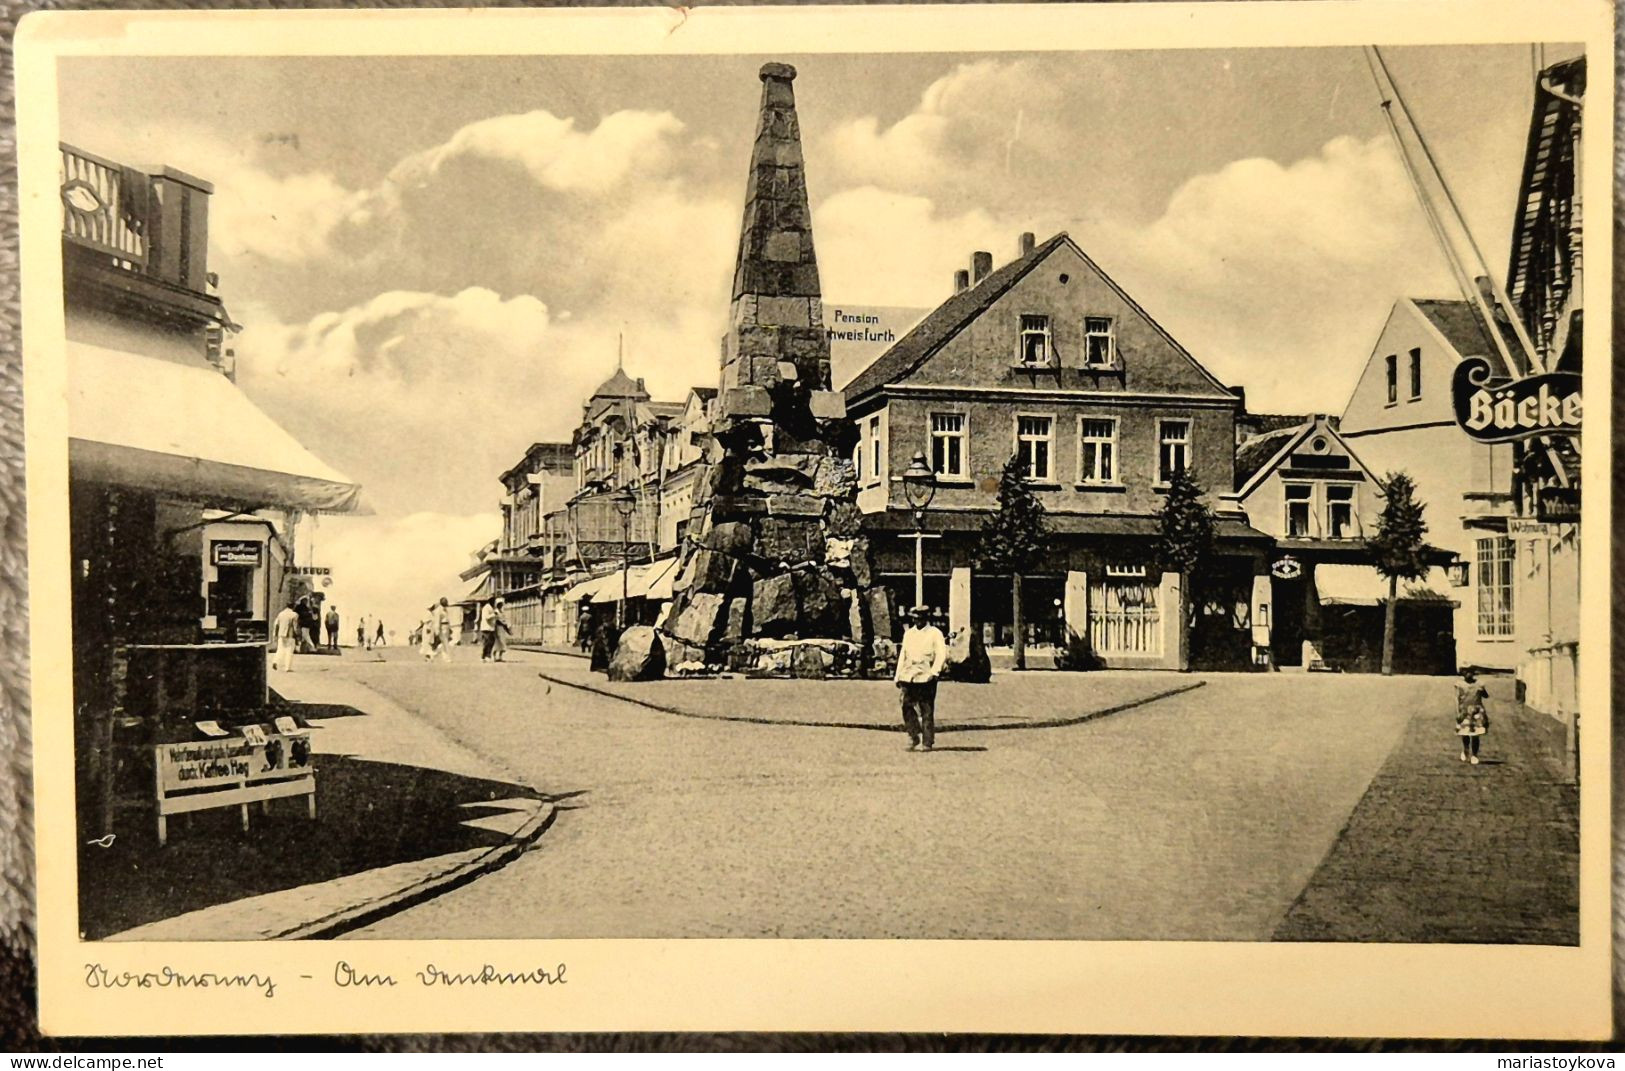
[16,0,1614,1038]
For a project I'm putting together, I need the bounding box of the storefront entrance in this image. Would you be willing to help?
[973,574,1065,649]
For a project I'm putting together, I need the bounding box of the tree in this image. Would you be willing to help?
[1366,471,1430,676]
[1153,466,1215,671]
[976,454,1050,670]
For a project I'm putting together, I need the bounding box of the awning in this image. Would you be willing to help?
[455,572,496,606]
[627,557,680,600]
[588,563,651,603]
[562,574,612,603]
[1313,564,1458,608]
[67,341,366,514]
[1313,564,1390,606]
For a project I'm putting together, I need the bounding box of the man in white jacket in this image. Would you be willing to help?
[894,604,948,752]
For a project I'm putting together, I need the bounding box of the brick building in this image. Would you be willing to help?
[844,231,1271,670]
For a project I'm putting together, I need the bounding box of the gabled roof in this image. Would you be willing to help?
[1412,299,1502,361]
[843,232,1233,404]
[1234,426,1301,489]
[689,386,719,401]
[1234,415,1380,500]
[843,233,1070,402]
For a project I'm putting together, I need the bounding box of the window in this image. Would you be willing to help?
[1019,315,1051,366]
[1284,484,1312,537]
[1016,415,1053,481]
[1385,354,1398,405]
[1476,536,1515,637]
[1084,317,1115,366]
[1408,347,1422,400]
[929,413,967,478]
[1079,417,1117,484]
[1157,420,1191,484]
[1326,484,1355,539]
[867,415,882,481]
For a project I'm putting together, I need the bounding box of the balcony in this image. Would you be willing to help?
[61,143,224,327]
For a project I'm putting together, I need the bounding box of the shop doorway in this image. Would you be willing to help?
[209,564,255,629]
[1270,575,1307,667]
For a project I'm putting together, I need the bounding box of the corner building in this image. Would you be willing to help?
[845,232,1271,670]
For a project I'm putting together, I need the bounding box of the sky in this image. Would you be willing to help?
[57,44,1574,634]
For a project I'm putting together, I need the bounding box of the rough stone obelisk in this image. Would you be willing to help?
[656,62,893,679]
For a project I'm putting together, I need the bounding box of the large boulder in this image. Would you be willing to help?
[756,517,824,565]
[790,643,833,680]
[687,548,738,595]
[811,456,858,498]
[607,626,666,682]
[847,537,875,589]
[667,591,726,649]
[721,596,750,645]
[751,572,799,636]
[705,520,755,556]
[942,626,992,684]
[793,567,846,634]
[866,586,896,646]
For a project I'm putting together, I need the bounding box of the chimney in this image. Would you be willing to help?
[971,251,993,284]
[954,269,970,293]
[1019,231,1036,256]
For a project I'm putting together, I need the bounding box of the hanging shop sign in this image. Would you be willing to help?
[1451,356,1581,443]
[288,565,331,576]
[210,539,264,567]
[1536,486,1581,523]
[1270,556,1303,580]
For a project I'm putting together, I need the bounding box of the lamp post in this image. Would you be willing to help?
[612,486,637,631]
[901,451,938,609]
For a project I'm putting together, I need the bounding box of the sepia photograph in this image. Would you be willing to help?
[16,0,1612,1039]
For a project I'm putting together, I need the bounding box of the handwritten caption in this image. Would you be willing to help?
[85,960,568,1000]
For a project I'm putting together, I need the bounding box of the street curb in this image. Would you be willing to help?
[270,800,559,941]
[534,671,1206,734]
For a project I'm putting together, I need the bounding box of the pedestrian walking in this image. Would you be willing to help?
[294,596,318,653]
[324,605,340,651]
[1455,668,1490,765]
[356,613,368,650]
[272,598,300,673]
[492,597,510,661]
[435,597,454,662]
[420,607,439,661]
[375,618,387,647]
[894,604,948,752]
[479,598,498,662]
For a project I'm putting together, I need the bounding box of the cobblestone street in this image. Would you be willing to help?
[221,647,1578,944]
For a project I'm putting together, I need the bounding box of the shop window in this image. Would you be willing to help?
[930,412,967,478]
[1476,536,1515,637]
[1019,315,1051,366]
[1016,415,1054,482]
[1079,417,1117,484]
[1158,420,1191,484]
[1285,483,1312,537]
[1088,574,1162,655]
[1326,484,1355,538]
[1084,317,1115,367]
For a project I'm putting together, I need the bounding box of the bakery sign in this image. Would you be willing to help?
[1451,356,1581,444]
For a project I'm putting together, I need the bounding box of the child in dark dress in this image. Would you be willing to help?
[1455,669,1490,765]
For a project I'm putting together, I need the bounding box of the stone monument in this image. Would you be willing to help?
[656,62,894,678]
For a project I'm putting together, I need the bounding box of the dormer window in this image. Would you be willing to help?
[1019,315,1051,366]
[1084,317,1115,367]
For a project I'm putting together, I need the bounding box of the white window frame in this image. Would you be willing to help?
[1325,484,1356,539]
[1283,482,1314,538]
[1084,316,1116,367]
[1475,536,1515,639]
[1018,315,1052,367]
[1077,415,1118,485]
[929,411,968,480]
[867,414,883,484]
[1156,418,1192,485]
[1014,412,1055,483]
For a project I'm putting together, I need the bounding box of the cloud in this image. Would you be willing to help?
[1085,135,1456,413]
[814,186,1014,308]
[383,109,686,197]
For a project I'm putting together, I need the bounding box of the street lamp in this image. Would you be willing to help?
[612,485,638,631]
[901,451,938,609]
